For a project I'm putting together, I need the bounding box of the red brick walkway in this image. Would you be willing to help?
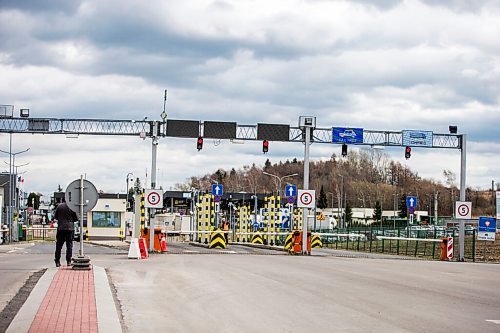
[28,267,98,333]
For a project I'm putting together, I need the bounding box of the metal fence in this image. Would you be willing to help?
[319,226,476,262]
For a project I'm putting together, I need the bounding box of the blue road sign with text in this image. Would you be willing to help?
[406,196,417,208]
[478,217,496,233]
[212,184,223,196]
[285,185,297,197]
[332,127,364,144]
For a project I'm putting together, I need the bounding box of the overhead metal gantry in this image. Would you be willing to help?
[0,115,467,260]
[0,117,460,149]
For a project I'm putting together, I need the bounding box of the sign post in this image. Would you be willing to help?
[285,185,297,231]
[478,216,497,261]
[145,189,164,252]
[65,176,98,270]
[211,184,223,228]
[455,201,472,220]
[406,196,417,225]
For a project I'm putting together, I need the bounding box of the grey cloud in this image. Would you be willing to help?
[0,0,82,13]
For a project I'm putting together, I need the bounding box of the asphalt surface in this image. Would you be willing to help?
[1,241,500,332]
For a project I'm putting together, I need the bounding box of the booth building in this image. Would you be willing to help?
[54,192,126,240]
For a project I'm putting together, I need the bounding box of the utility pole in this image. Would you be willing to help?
[300,116,315,255]
[149,121,159,252]
[459,134,467,261]
[0,136,29,242]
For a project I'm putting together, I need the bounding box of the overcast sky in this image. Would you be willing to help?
[0,0,499,196]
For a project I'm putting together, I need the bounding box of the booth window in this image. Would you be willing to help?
[92,212,121,228]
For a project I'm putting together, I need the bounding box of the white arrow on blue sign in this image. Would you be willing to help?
[212,184,223,196]
[406,196,418,208]
[285,184,297,197]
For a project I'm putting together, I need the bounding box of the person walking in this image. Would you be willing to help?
[53,199,78,267]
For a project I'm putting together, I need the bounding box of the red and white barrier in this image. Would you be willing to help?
[447,236,453,259]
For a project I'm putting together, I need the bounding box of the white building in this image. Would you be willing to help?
[85,194,126,240]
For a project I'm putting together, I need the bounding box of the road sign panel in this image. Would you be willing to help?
[478,216,496,241]
[285,184,297,197]
[406,196,417,208]
[402,130,433,147]
[297,190,315,208]
[287,196,296,204]
[332,127,363,144]
[408,207,415,214]
[455,201,472,219]
[211,184,223,196]
[214,195,221,203]
[145,189,164,208]
[65,179,99,215]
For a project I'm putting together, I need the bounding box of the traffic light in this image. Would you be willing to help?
[341,144,347,157]
[262,140,269,154]
[197,137,203,151]
[405,146,411,159]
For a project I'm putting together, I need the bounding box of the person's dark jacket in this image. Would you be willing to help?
[54,202,78,231]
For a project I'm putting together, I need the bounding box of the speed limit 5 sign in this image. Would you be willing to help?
[455,201,472,219]
[297,190,316,208]
[145,189,164,208]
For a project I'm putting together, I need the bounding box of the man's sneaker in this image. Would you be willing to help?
[67,261,72,266]
[54,260,61,267]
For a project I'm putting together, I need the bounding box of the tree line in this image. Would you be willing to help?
[175,149,497,218]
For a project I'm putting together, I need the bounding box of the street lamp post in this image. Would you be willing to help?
[125,173,133,238]
[0,138,30,242]
[263,172,299,234]
[126,173,133,209]
[262,172,299,204]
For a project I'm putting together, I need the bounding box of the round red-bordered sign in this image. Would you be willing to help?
[147,192,161,206]
[299,192,313,206]
[457,204,470,217]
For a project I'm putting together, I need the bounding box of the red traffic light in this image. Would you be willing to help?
[197,137,203,151]
[263,140,269,153]
[405,146,411,159]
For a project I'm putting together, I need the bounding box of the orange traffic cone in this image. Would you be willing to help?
[160,236,167,253]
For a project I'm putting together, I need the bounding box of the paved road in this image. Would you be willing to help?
[2,241,500,332]
[0,241,123,314]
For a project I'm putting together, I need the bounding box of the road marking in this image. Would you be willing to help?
[486,320,500,324]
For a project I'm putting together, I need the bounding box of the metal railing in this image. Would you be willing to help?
[320,227,476,261]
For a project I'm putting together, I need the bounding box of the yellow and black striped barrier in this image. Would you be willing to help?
[284,233,293,251]
[119,227,124,241]
[84,228,89,241]
[140,191,145,231]
[209,228,227,249]
[251,232,264,245]
[311,235,322,248]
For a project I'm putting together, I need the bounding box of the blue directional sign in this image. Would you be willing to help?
[211,184,223,196]
[406,196,418,208]
[332,127,364,144]
[285,184,297,198]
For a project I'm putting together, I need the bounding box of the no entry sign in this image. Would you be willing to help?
[145,189,164,208]
[297,190,315,208]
